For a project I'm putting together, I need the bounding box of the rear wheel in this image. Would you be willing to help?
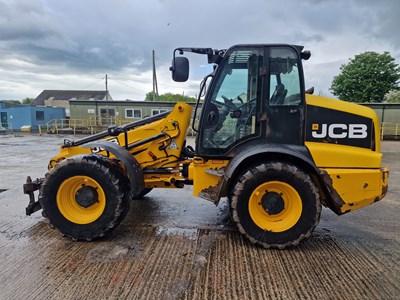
[40,155,130,241]
[229,161,321,249]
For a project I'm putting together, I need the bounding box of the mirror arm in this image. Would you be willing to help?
[192,74,213,133]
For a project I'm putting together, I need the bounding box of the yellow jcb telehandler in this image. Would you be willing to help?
[24,44,389,249]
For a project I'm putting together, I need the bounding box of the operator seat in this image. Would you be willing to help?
[270,84,287,105]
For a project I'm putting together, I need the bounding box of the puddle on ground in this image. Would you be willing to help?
[86,244,130,262]
[155,226,198,240]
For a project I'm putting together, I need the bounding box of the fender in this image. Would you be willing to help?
[219,143,321,198]
[82,140,145,197]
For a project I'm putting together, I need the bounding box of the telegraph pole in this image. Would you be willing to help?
[105,74,109,100]
[152,50,159,101]
[105,74,108,91]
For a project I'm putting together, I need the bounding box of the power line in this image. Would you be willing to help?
[108,77,148,93]
[80,77,105,90]
[79,75,149,96]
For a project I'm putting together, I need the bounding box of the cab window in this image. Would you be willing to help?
[199,48,263,155]
[269,48,302,106]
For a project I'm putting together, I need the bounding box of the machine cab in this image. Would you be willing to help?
[195,45,308,157]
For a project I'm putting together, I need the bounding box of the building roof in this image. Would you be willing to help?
[34,90,112,105]
[69,99,198,107]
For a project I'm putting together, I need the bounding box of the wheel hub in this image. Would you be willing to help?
[261,192,285,215]
[75,186,98,208]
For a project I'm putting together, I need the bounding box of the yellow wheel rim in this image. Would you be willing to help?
[56,176,106,224]
[248,181,302,232]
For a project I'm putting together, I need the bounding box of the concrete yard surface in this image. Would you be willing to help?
[0,134,399,299]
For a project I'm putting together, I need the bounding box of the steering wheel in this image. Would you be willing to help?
[220,95,238,110]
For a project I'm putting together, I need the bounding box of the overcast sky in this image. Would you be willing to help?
[0,0,399,101]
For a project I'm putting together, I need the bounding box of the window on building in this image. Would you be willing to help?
[125,109,142,118]
[36,111,44,121]
[100,108,115,117]
[151,109,168,116]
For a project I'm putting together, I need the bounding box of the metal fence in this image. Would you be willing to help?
[45,116,131,135]
[381,122,400,139]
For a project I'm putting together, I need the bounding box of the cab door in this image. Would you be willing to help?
[266,46,306,145]
[196,46,265,156]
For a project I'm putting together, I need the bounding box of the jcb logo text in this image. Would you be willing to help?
[311,124,368,139]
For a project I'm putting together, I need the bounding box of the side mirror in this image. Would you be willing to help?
[170,56,189,82]
[305,86,314,95]
[301,50,311,60]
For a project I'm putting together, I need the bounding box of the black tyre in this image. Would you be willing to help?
[229,161,321,249]
[39,155,130,241]
[107,159,132,224]
[133,188,153,199]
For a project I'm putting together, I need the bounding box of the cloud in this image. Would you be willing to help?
[0,0,399,100]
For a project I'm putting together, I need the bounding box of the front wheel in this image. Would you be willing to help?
[39,155,130,241]
[229,161,321,249]
[133,188,153,199]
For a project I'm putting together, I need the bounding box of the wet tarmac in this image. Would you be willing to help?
[0,134,399,299]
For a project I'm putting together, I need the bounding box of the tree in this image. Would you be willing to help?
[1,100,21,106]
[145,91,196,103]
[384,90,400,103]
[330,51,400,103]
[22,97,35,105]
[145,91,158,101]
